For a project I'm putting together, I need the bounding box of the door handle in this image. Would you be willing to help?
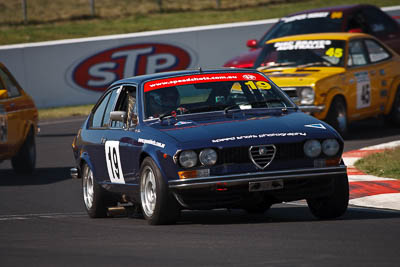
[101,137,107,144]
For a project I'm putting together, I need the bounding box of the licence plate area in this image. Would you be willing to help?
[249,180,284,192]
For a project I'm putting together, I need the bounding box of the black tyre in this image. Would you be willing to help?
[140,157,180,225]
[82,163,109,218]
[307,174,349,220]
[242,193,272,214]
[326,97,348,137]
[386,87,400,126]
[11,128,36,174]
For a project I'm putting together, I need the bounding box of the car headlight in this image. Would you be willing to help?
[304,139,322,158]
[199,148,217,166]
[298,87,315,105]
[179,150,198,168]
[322,139,340,156]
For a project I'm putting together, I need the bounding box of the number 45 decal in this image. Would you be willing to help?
[105,141,125,184]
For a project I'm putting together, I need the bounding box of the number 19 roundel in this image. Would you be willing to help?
[105,141,125,184]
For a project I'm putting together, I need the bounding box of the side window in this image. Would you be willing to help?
[102,88,120,127]
[348,40,368,67]
[91,92,111,128]
[362,7,397,34]
[111,86,137,128]
[346,11,369,33]
[365,39,391,63]
[0,69,21,98]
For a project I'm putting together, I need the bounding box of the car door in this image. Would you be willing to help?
[84,87,119,183]
[102,85,141,186]
[363,38,394,114]
[345,39,380,120]
[0,67,23,155]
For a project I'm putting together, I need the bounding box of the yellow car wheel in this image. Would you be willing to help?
[326,97,348,137]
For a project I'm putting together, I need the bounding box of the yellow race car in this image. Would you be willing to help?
[0,63,38,173]
[254,33,400,135]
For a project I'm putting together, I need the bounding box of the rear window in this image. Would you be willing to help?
[260,11,343,44]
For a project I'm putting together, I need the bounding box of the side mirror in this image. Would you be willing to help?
[0,89,8,99]
[110,111,127,123]
[246,39,258,48]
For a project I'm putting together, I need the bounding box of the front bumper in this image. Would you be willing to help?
[169,165,346,189]
[298,105,325,113]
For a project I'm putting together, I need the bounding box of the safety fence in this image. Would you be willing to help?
[1,0,297,24]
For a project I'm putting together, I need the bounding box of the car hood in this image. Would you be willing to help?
[260,67,345,87]
[223,48,262,68]
[147,111,339,147]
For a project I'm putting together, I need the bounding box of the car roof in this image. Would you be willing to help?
[109,68,257,87]
[266,32,371,44]
[285,4,373,17]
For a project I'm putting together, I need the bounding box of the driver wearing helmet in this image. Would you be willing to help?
[147,86,180,118]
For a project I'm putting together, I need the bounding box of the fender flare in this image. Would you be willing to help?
[318,87,346,120]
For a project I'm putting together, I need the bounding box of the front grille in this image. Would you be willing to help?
[216,143,304,166]
[281,87,298,98]
[249,145,276,169]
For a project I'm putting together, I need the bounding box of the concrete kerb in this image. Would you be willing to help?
[343,140,400,211]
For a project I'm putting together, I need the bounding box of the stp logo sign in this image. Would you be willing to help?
[68,43,197,92]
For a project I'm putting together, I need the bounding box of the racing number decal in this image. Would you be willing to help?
[325,48,343,58]
[105,141,125,184]
[244,81,271,90]
[355,71,371,109]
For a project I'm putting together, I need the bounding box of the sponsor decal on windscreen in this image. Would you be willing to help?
[144,73,268,91]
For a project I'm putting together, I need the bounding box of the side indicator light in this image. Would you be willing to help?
[178,169,210,179]
[326,158,341,166]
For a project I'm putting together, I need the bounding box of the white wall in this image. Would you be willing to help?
[0,19,277,108]
[0,5,399,108]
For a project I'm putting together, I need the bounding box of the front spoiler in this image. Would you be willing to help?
[169,165,347,190]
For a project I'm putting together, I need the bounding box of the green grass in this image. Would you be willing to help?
[355,147,400,180]
[38,104,93,120]
[1,0,399,45]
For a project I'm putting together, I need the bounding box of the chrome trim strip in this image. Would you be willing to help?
[299,105,325,113]
[169,166,346,189]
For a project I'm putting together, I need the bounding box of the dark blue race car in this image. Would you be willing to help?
[71,68,349,225]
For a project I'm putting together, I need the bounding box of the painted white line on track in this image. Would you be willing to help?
[349,193,400,211]
[348,175,396,182]
[0,212,86,221]
[360,140,400,150]
[343,157,359,166]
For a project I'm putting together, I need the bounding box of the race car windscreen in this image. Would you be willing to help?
[144,78,295,119]
[259,12,343,45]
[254,40,346,69]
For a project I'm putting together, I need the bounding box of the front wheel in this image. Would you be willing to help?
[140,157,180,225]
[326,97,348,137]
[307,174,349,220]
[11,128,36,174]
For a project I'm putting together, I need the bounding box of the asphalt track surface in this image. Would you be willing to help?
[1,117,400,267]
